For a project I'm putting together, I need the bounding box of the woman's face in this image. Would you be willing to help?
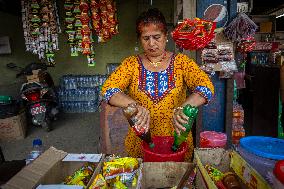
[139,23,167,57]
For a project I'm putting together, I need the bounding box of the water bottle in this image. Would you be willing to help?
[26,138,43,165]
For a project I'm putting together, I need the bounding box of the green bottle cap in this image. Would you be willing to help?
[149,142,155,148]
[171,145,178,152]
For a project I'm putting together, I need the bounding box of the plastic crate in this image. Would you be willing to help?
[238,146,276,181]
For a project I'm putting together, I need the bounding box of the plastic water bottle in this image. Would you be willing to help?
[26,138,43,165]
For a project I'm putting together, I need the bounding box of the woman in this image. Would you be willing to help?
[101,8,214,161]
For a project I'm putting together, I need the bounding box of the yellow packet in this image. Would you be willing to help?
[113,180,127,189]
[103,157,139,178]
[89,174,107,189]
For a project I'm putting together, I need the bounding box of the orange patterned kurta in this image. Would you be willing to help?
[101,53,214,161]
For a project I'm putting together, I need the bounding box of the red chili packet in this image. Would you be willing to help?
[172,18,216,50]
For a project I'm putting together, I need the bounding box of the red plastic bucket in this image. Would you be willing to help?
[142,136,188,162]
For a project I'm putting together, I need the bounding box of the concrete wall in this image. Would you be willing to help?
[0,0,173,97]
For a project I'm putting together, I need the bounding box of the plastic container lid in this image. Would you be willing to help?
[200,131,227,148]
[33,138,42,146]
[240,136,284,160]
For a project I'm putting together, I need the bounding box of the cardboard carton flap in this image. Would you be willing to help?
[3,147,67,189]
[141,162,194,189]
[62,153,102,162]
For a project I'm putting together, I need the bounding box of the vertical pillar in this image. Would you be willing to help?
[202,74,226,132]
[182,0,197,59]
[225,79,234,147]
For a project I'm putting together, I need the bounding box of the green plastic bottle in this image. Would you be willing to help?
[172,104,198,152]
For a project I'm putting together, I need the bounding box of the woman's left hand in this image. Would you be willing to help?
[172,107,188,135]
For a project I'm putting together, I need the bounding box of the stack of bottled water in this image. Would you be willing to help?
[58,75,108,113]
[106,63,119,75]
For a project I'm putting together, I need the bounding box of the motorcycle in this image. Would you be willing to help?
[7,62,59,131]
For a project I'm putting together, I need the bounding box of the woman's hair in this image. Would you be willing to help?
[136,8,167,38]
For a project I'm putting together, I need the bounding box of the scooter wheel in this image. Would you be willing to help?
[42,120,52,132]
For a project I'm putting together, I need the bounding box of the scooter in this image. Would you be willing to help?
[7,62,59,131]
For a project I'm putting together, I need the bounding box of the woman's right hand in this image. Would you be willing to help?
[134,105,150,133]
[172,107,188,135]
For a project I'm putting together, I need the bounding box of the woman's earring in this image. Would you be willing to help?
[166,39,169,43]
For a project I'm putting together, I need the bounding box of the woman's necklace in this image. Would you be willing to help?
[145,51,167,67]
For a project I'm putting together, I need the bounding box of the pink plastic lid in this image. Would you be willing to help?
[200,131,227,147]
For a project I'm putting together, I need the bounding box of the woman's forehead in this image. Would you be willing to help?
[140,23,165,36]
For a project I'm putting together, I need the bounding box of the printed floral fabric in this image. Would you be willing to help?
[101,53,214,161]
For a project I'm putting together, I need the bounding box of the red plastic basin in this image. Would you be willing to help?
[142,136,187,162]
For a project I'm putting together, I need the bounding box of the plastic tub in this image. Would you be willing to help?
[199,131,227,148]
[238,136,284,180]
[240,136,284,160]
[142,136,187,162]
[238,145,277,180]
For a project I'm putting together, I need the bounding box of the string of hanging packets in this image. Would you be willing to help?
[21,0,61,65]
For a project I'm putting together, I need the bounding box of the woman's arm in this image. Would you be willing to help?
[108,92,150,132]
[173,93,206,135]
[172,54,214,134]
[108,92,136,108]
[101,57,150,131]
[181,93,206,107]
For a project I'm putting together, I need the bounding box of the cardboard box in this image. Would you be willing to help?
[194,148,272,189]
[139,162,195,189]
[99,102,129,156]
[0,112,26,142]
[89,155,195,189]
[3,147,103,189]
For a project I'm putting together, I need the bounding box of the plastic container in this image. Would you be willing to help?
[0,95,12,104]
[0,99,20,119]
[240,136,284,160]
[142,136,187,162]
[238,136,284,181]
[199,131,227,148]
[26,138,43,165]
[238,145,276,180]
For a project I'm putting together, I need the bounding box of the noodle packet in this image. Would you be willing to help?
[89,174,107,189]
[103,157,139,179]
[64,163,96,188]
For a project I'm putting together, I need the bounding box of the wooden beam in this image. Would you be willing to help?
[225,79,234,148]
